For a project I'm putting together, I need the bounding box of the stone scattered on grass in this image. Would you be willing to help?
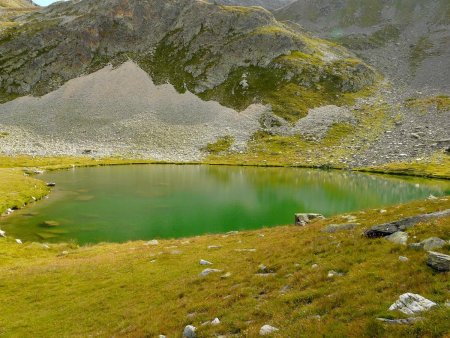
[15,239,22,244]
[159,335,166,338]
[199,268,222,277]
[389,293,437,315]
[183,325,196,338]
[208,245,221,249]
[377,317,422,324]
[0,229,5,237]
[199,259,212,265]
[145,239,159,246]
[322,223,357,233]
[260,324,279,335]
[386,231,408,245]
[427,251,450,272]
[311,264,318,269]
[327,270,345,278]
[421,237,447,251]
[211,317,220,325]
[221,272,231,279]
[234,248,256,252]
[398,256,409,262]
[279,285,292,293]
[295,213,324,226]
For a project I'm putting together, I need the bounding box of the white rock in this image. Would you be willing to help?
[398,256,409,262]
[0,229,5,237]
[183,325,197,338]
[389,293,437,315]
[200,259,213,265]
[15,239,22,244]
[208,245,221,249]
[211,317,220,325]
[427,194,438,200]
[159,335,166,338]
[311,264,318,269]
[327,270,344,278]
[386,231,408,245]
[221,272,232,278]
[260,324,279,335]
[380,209,387,213]
[145,239,159,246]
[199,268,222,277]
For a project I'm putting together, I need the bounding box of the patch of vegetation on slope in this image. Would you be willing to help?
[206,99,390,167]
[405,95,450,113]
[0,197,448,336]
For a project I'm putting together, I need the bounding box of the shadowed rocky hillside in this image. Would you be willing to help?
[274,0,450,91]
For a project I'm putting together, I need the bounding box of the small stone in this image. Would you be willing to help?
[221,272,231,278]
[234,248,256,252]
[386,231,408,245]
[377,317,422,324]
[380,209,387,213]
[0,229,5,237]
[427,251,450,272]
[259,324,279,336]
[211,317,220,325]
[15,239,22,244]
[399,256,409,262]
[311,264,318,269]
[199,268,222,277]
[327,270,344,278]
[208,245,221,249]
[389,293,437,314]
[159,335,167,338]
[226,231,239,235]
[420,237,446,251]
[183,325,197,338]
[145,239,159,246]
[46,182,56,187]
[200,259,213,265]
[258,264,269,273]
[427,194,438,200]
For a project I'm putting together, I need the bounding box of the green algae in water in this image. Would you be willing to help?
[1,165,448,244]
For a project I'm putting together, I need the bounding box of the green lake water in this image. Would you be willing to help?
[1,165,449,244]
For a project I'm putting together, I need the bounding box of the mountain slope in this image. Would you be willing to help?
[274,0,450,91]
[0,0,374,121]
[0,0,34,8]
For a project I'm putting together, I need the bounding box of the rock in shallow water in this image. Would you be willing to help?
[389,293,437,315]
[427,251,450,272]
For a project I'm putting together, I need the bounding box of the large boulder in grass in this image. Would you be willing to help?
[389,293,437,315]
[427,251,450,272]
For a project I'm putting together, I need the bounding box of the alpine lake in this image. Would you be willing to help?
[2,165,449,244]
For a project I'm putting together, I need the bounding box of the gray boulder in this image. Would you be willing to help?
[389,293,437,315]
[183,325,197,338]
[295,213,324,226]
[421,237,447,251]
[199,259,213,265]
[386,231,408,245]
[427,251,450,272]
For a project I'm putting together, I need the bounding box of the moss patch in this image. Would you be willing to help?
[203,136,234,155]
[405,95,450,113]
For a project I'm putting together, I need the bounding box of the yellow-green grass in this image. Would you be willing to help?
[0,198,449,337]
[363,153,450,180]
[0,168,49,213]
[405,95,450,113]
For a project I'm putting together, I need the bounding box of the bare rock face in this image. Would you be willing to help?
[389,293,437,315]
[427,251,450,272]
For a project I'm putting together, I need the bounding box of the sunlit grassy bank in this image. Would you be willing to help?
[0,198,449,337]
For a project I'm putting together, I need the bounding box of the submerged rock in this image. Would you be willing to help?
[389,293,437,315]
[260,324,279,335]
[42,220,60,227]
[427,251,450,272]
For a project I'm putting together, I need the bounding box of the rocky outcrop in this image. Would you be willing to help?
[294,213,324,226]
[364,209,450,238]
